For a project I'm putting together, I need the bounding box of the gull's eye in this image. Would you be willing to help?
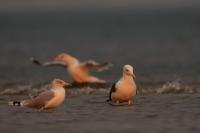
[125,69,129,72]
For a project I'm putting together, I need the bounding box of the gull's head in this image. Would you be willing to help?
[54,53,71,62]
[123,64,136,79]
[54,53,78,65]
[52,79,71,88]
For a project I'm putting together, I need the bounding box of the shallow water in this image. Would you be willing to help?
[0,82,200,133]
[0,93,200,133]
[0,9,200,133]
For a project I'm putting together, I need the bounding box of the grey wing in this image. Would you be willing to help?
[43,61,67,68]
[31,57,67,68]
[107,83,116,102]
[81,60,112,72]
[32,90,55,109]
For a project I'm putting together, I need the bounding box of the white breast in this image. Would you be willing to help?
[112,78,136,101]
[53,88,65,99]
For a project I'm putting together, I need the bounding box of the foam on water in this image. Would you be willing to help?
[0,81,199,96]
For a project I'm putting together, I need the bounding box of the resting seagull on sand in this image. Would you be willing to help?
[107,65,137,106]
[8,79,71,111]
[31,53,112,83]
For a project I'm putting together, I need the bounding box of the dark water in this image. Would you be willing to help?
[0,9,200,133]
[0,9,200,83]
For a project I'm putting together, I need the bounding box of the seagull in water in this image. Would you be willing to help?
[8,79,71,111]
[107,65,137,106]
[31,53,112,83]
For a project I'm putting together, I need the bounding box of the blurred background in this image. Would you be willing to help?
[0,0,200,84]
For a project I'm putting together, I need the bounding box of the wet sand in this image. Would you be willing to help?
[0,92,200,133]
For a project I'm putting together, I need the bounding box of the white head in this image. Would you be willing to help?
[123,64,136,80]
[52,79,71,88]
[53,53,79,65]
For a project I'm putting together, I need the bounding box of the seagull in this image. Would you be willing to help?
[107,65,137,106]
[31,53,112,83]
[8,79,71,111]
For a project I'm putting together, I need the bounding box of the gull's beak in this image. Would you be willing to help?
[132,73,136,80]
[64,82,72,88]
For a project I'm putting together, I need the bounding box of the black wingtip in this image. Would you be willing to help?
[8,101,21,106]
[106,99,110,102]
[103,62,113,67]
[30,57,42,66]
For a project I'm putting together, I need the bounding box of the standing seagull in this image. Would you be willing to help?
[107,65,137,105]
[31,53,112,83]
[8,79,71,111]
